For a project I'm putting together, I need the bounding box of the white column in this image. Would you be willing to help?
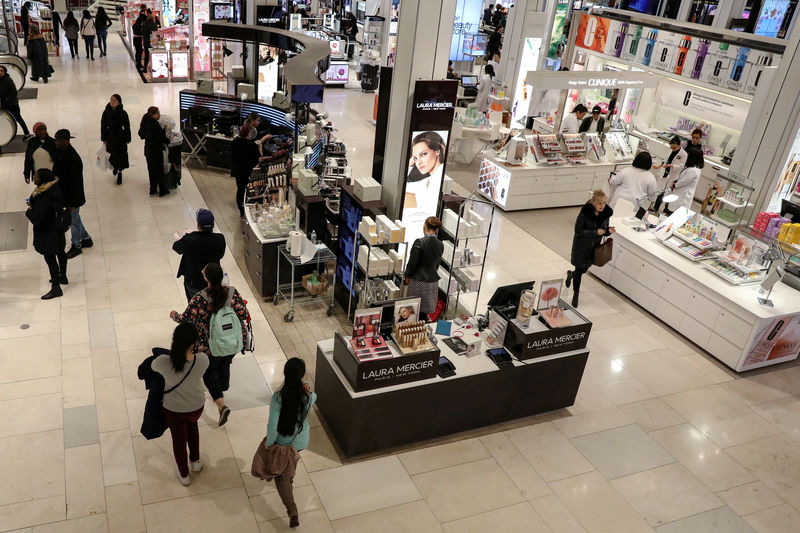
[379,0,457,218]
[712,0,746,30]
[676,0,693,22]
[379,0,393,65]
[730,28,800,213]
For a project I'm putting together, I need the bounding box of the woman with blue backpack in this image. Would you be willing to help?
[170,262,250,427]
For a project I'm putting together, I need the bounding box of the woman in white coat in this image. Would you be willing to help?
[665,147,703,214]
[560,104,587,134]
[476,64,495,114]
[608,152,657,210]
[652,136,687,212]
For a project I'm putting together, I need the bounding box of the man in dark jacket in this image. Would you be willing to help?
[0,65,31,138]
[483,4,495,25]
[54,129,93,259]
[172,209,226,302]
[24,122,57,183]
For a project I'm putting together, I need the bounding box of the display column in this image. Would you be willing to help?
[711,0,747,30]
[379,0,456,218]
[730,28,800,216]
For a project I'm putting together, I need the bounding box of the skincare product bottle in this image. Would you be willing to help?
[674,36,692,75]
[642,29,658,66]
[623,24,643,61]
[610,22,628,58]
[689,39,710,79]
[731,47,750,82]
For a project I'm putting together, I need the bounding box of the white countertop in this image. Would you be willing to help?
[319,335,588,399]
[611,216,800,319]
[482,150,618,171]
[245,208,292,244]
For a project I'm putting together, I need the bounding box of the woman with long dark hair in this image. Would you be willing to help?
[79,10,96,60]
[231,125,264,217]
[101,94,131,184]
[404,216,444,318]
[94,7,112,57]
[138,106,170,196]
[150,322,210,486]
[169,263,250,427]
[265,357,316,528]
[63,11,79,59]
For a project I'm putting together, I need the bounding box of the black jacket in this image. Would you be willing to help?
[137,348,168,440]
[0,73,19,107]
[405,235,444,283]
[483,8,493,25]
[142,19,158,47]
[24,135,57,181]
[53,144,85,208]
[570,202,613,269]
[579,116,606,133]
[101,103,131,171]
[139,115,169,158]
[132,13,146,36]
[172,231,226,288]
[231,136,261,179]
[27,35,50,80]
[95,10,112,30]
[26,178,67,256]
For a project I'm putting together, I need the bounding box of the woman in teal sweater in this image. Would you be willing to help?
[267,357,317,528]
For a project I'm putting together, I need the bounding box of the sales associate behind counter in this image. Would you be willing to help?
[560,104,587,134]
[579,105,608,134]
[404,216,445,320]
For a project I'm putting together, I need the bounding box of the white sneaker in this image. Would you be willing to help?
[176,469,190,486]
[191,460,203,473]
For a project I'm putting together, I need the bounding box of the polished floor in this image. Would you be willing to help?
[1,30,800,533]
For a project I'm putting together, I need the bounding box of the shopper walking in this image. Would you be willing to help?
[94,7,112,57]
[150,322,210,486]
[169,263,250,427]
[80,10,96,60]
[172,208,226,302]
[652,136,687,212]
[264,357,317,529]
[665,147,704,214]
[476,64,495,113]
[405,216,444,319]
[24,122,56,183]
[485,26,503,62]
[132,8,147,70]
[27,30,52,83]
[101,94,131,184]
[63,11,79,58]
[52,10,62,48]
[138,106,170,196]
[231,125,264,217]
[26,169,69,300]
[0,65,31,138]
[566,190,615,308]
[53,129,93,259]
[608,151,657,209]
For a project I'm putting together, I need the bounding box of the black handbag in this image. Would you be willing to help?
[140,348,196,440]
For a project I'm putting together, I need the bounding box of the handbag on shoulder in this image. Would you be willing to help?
[251,437,300,482]
[592,236,614,267]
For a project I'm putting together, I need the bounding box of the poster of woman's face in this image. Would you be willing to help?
[403,129,449,246]
[393,298,420,325]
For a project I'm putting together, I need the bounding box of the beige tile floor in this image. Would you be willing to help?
[1,25,800,533]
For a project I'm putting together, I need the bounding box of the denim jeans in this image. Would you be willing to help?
[184,278,204,303]
[96,29,108,54]
[70,207,90,248]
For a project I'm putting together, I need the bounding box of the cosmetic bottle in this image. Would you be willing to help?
[689,39,710,79]
[622,24,642,61]
[674,36,691,75]
[731,47,750,82]
[610,22,628,57]
[641,29,658,66]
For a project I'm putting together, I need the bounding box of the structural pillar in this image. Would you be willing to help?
[379,0,456,218]
[729,27,800,215]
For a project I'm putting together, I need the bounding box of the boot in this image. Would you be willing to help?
[42,284,63,300]
[116,172,122,185]
[571,292,579,308]
[565,270,573,288]
[48,275,68,285]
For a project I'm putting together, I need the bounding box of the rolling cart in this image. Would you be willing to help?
[274,243,337,322]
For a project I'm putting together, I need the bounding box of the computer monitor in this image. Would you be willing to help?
[461,75,478,88]
[488,281,536,308]
[781,198,800,222]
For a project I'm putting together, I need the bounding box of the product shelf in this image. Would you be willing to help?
[701,258,766,285]
[709,251,768,274]
[671,229,724,250]
[662,236,712,261]
[716,197,753,209]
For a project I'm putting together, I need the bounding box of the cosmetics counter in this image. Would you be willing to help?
[590,201,800,373]
[315,287,593,456]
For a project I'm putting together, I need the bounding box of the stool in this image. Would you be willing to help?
[181,127,206,167]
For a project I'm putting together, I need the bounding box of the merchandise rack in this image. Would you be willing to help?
[700,171,756,229]
[274,243,336,322]
[349,232,408,315]
[437,193,495,319]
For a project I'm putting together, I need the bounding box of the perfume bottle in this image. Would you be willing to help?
[625,24,642,60]
[611,22,628,58]
[690,39,710,79]
[674,36,691,75]
[642,30,658,66]
[731,47,750,82]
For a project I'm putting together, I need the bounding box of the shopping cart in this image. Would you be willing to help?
[273,243,336,322]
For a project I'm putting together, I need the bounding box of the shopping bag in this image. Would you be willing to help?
[95,145,111,172]
[592,237,614,267]
[162,147,171,174]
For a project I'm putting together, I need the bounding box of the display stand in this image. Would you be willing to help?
[501,299,593,360]
[438,194,494,319]
[359,16,383,92]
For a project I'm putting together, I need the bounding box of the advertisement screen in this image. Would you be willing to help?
[326,62,350,83]
[150,52,170,79]
[193,0,210,73]
[575,15,612,53]
[211,3,233,20]
[171,51,189,79]
[754,0,790,37]
[512,38,542,126]
[478,158,511,207]
[450,0,483,61]
[400,80,459,246]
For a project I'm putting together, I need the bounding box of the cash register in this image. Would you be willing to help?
[461,75,478,97]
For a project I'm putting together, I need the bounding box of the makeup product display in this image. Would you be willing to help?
[393,321,435,355]
[662,213,730,261]
[561,134,588,164]
[539,306,573,328]
[585,133,606,161]
[604,132,634,162]
[351,309,393,361]
[532,134,566,165]
[515,289,537,327]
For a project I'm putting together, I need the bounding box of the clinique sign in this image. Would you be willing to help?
[362,359,435,381]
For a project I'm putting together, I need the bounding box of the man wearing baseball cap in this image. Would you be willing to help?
[172,208,226,302]
[54,129,93,258]
[579,105,607,134]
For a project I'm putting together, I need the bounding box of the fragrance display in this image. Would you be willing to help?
[437,195,494,319]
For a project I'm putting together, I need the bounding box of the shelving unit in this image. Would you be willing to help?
[700,171,756,229]
[437,193,495,319]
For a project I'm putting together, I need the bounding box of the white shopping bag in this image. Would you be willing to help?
[95,145,111,172]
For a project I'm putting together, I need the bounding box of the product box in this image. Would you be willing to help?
[725,46,752,92]
[438,266,458,294]
[394,220,406,241]
[376,214,401,243]
[353,176,382,202]
[650,30,678,72]
[388,249,404,274]
[359,216,377,241]
[702,42,733,86]
[744,52,774,95]
[621,23,644,62]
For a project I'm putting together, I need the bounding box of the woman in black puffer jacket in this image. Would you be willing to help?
[566,190,615,308]
[138,106,170,197]
[26,169,68,300]
[101,94,131,184]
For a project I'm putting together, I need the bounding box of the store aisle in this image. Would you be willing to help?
[2,23,800,533]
